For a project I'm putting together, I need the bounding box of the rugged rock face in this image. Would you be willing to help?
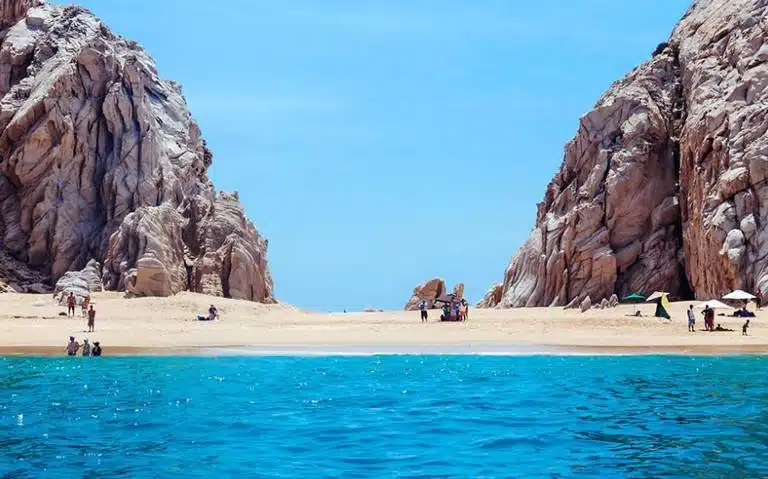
[475,283,503,309]
[495,0,768,307]
[0,1,274,302]
[404,278,445,310]
[54,258,101,303]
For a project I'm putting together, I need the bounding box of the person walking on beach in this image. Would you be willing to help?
[87,305,96,332]
[66,336,80,356]
[419,300,428,323]
[67,292,76,317]
[82,338,91,357]
[92,342,102,357]
[743,319,750,336]
[687,305,696,332]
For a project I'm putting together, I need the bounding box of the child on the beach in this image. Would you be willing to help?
[743,320,750,336]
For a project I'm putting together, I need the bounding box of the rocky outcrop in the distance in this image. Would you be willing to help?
[0,1,274,302]
[491,0,768,307]
[404,278,446,310]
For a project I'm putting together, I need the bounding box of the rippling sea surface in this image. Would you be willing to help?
[3,355,768,478]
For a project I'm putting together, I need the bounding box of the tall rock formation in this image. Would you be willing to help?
[495,0,768,307]
[0,1,274,302]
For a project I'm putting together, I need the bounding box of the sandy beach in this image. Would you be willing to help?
[0,292,764,356]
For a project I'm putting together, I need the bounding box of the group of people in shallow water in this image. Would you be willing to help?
[66,336,102,356]
[418,299,469,322]
[687,304,750,335]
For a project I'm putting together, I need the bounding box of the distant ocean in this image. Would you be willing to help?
[3,355,768,478]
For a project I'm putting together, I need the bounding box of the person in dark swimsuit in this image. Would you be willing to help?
[743,320,750,336]
[92,342,102,357]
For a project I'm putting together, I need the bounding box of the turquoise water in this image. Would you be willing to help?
[2,356,768,478]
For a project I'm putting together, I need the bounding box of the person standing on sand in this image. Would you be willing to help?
[87,305,96,332]
[66,336,80,356]
[743,319,750,336]
[419,301,428,323]
[67,292,76,317]
[82,338,91,357]
[81,296,90,317]
[687,305,696,332]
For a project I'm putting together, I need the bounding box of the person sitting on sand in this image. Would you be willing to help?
[67,292,76,317]
[92,341,102,357]
[82,338,91,357]
[66,336,80,356]
[208,305,218,321]
[743,319,750,336]
[687,305,696,332]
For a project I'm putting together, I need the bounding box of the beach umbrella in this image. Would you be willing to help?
[722,290,756,301]
[622,293,646,302]
[646,291,669,302]
[695,300,731,310]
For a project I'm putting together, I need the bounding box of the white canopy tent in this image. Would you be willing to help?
[722,290,756,301]
[695,300,732,310]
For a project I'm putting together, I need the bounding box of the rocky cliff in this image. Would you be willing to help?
[493,0,768,307]
[0,1,274,302]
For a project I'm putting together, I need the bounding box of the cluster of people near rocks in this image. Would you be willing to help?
[418,298,469,322]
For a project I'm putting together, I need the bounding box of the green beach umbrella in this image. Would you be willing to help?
[622,293,645,302]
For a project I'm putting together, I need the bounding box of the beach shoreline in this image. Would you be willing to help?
[5,343,768,357]
[1,292,765,357]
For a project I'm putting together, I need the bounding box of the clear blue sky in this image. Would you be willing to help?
[63,0,690,311]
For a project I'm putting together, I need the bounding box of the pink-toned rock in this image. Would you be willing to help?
[0,2,274,302]
[490,0,768,306]
[476,283,503,308]
[453,283,465,300]
[404,278,445,311]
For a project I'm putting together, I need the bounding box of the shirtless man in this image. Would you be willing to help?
[66,336,80,356]
[87,305,96,332]
[67,293,76,317]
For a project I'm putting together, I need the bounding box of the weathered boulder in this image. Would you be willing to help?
[404,278,445,310]
[54,259,102,304]
[490,0,768,306]
[476,283,503,308]
[564,297,580,310]
[608,294,619,308]
[600,298,609,309]
[580,296,592,313]
[0,2,274,302]
[453,283,465,300]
